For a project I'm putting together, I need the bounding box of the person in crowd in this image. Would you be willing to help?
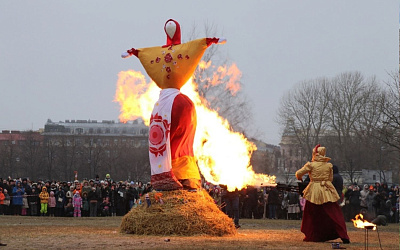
[117,183,127,216]
[72,192,82,217]
[346,185,361,221]
[55,185,65,217]
[388,192,397,223]
[101,181,110,200]
[66,186,74,200]
[94,175,100,185]
[381,183,390,195]
[88,187,98,217]
[104,174,113,184]
[127,182,138,209]
[137,181,144,197]
[49,183,57,195]
[221,185,241,228]
[64,198,74,217]
[360,184,369,210]
[12,181,25,215]
[332,165,344,205]
[39,186,49,216]
[100,197,110,217]
[109,183,119,217]
[21,178,31,198]
[81,191,90,217]
[73,180,82,195]
[2,189,10,215]
[374,182,382,194]
[28,186,40,216]
[267,186,279,219]
[245,186,259,219]
[295,144,350,244]
[363,185,377,221]
[94,182,103,216]
[48,191,56,217]
[81,180,91,195]
[0,187,5,215]
[64,182,72,193]
[376,192,391,222]
[21,192,29,216]
[287,190,300,220]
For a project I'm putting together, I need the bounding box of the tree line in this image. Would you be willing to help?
[0,133,150,182]
[278,71,400,184]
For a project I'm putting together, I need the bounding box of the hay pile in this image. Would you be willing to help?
[120,189,236,236]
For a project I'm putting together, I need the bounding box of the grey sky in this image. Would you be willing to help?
[0,1,398,145]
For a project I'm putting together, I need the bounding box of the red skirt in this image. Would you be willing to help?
[301,200,350,242]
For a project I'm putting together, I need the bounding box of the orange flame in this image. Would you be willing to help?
[197,61,241,95]
[114,62,276,191]
[352,214,376,230]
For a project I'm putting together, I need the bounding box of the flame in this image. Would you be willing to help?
[114,70,159,125]
[114,62,276,191]
[352,214,376,230]
[198,61,242,95]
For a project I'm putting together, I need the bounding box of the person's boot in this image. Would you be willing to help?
[341,238,350,244]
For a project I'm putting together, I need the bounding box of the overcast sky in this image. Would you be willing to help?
[0,1,398,145]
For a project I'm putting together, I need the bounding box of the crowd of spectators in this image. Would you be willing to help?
[0,174,398,226]
[342,182,399,225]
[0,174,152,217]
[204,181,400,225]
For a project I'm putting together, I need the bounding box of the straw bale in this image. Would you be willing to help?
[120,189,236,236]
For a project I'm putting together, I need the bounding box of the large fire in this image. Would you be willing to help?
[114,62,276,191]
[352,214,376,230]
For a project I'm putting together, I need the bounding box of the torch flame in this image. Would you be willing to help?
[352,214,376,230]
[114,62,276,191]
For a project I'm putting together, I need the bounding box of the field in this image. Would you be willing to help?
[0,216,398,249]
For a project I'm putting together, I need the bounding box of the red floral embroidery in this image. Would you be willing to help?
[150,60,154,64]
[166,67,171,73]
[185,55,190,59]
[177,54,183,59]
[156,57,161,63]
[164,53,173,63]
[149,113,170,157]
[167,74,170,79]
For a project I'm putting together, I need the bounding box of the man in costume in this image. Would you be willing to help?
[122,19,226,190]
[296,144,350,244]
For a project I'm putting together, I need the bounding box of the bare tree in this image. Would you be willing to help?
[326,72,380,182]
[278,77,331,161]
[278,71,398,184]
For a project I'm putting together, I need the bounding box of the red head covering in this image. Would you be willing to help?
[164,19,181,47]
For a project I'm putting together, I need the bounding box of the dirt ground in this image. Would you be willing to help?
[0,216,398,249]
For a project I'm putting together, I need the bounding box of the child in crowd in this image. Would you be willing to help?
[100,197,110,217]
[2,189,10,215]
[64,198,74,217]
[72,192,82,217]
[81,192,89,217]
[21,192,29,216]
[39,187,49,216]
[48,191,56,217]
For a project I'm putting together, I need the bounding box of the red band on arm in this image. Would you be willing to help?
[127,48,139,57]
[206,37,219,47]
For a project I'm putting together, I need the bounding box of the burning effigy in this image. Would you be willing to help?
[118,19,275,235]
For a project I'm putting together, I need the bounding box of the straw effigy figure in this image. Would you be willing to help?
[120,19,235,236]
